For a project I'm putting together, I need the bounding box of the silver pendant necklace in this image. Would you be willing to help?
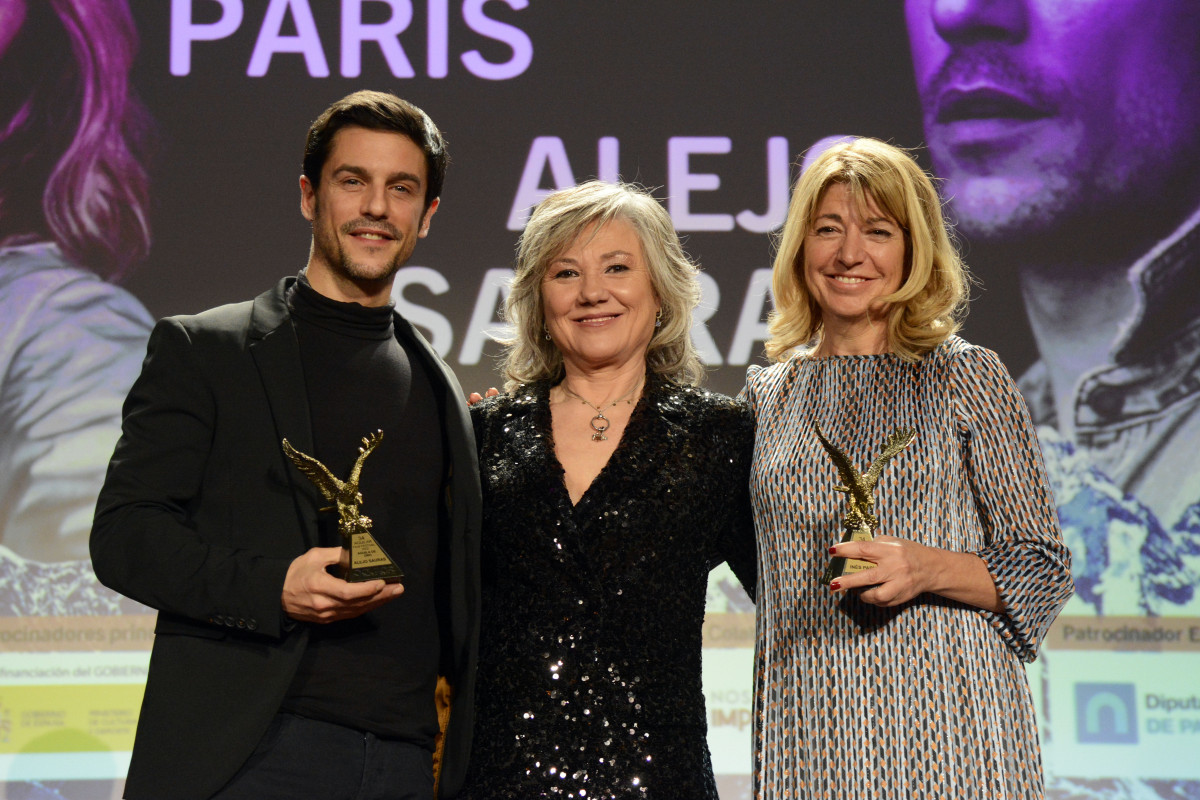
[559,380,642,441]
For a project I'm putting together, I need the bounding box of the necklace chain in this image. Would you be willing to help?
[559,380,642,442]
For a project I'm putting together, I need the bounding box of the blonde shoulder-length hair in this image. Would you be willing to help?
[766,137,969,362]
[500,180,704,391]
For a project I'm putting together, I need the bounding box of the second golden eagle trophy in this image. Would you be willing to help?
[282,430,405,583]
[814,423,916,585]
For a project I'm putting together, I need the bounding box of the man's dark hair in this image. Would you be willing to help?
[303,90,448,212]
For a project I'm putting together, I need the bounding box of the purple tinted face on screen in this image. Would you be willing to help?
[905,0,1200,242]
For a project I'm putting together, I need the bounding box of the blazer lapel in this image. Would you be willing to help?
[248,278,320,548]
[393,314,476,475]
[393,317,467,418]
[393,314,482,679]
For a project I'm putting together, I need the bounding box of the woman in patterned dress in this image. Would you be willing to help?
[460,181,756,799]
[746,138,1072,798]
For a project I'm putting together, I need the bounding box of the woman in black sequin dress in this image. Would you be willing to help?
[460,181,756,799]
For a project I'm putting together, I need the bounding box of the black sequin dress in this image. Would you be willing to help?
[461,377,757,799]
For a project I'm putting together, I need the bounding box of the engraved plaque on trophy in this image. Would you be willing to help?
[282,430,405,583]
[814,423,916,586]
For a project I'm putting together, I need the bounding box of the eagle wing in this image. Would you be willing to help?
[862,428,916,491]
[813,422,862,490]
[282,438,342,502]
[346,430,384,489]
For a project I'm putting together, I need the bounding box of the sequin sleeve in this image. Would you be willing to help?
[952,345,1073,662]
[712,395,757,602]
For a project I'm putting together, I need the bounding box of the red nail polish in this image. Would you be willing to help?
[828,546,837,554]
[830,581,842,591]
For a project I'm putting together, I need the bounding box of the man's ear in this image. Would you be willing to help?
[418,197,440,238]
[299,175,316,222]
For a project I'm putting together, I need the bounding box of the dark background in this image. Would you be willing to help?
[122,1,1025,396]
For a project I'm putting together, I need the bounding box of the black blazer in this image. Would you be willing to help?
[91,277,481,800]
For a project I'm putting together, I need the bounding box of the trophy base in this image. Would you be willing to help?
[820,528,875,585]
[345,564,405,583]
[342,531,405,584]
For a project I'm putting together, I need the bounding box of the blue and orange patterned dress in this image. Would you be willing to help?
[745,336,1072,799]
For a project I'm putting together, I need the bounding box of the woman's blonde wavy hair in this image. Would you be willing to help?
[766,138,969,362]
[499,180,704,391]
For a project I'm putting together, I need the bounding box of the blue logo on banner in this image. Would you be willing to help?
[1076,683,1138,744]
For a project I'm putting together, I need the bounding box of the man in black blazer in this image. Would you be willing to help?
[91,91,480,800]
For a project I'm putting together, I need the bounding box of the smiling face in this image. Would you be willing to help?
[300,125,438,305]
[541,218,660,375]
[803,183,906,353]
[906,0,1200,246]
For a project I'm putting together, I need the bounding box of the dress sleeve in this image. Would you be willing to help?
[953,346,1073,662]
[737,364,764,411]
[717,398,757,603]
[469,396,488,459]
[90,318,294,639]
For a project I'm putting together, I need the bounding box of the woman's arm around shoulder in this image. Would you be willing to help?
[695,388,757,602]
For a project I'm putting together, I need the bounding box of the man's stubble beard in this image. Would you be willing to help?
[310,209,414,287]
[940,163,1190,280]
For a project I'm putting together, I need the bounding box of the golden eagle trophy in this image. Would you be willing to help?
[814,423,916,585]
[282,430,404,583]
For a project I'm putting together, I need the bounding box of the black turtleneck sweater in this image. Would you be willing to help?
[279,273,444,748]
